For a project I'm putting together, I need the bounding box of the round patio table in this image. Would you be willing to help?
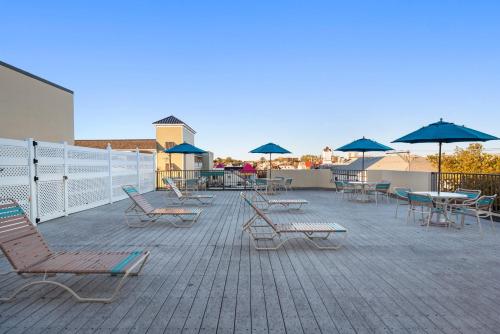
[262,178,283,195]
[346,181,379,202]
[411,191,468,227]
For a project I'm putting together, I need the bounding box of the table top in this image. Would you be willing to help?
[411,191,468,199]
[347,181,378,185]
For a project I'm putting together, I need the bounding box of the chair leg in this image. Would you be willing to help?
[0,252,149,303]
[490,216,496,234]
[476,214,483,238]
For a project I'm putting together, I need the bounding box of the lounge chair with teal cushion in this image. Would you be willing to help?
[122,185,203,227]
[0,199,150,303]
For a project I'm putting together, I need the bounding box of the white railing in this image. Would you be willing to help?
[0,137,156,223]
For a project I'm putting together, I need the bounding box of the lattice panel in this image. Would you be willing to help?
[37,181,65,220]
[0,138,32,219]
[67,177,109,211]
[139,153,155,193]
[112,175,138,200]
[0,184,31,218]
[0,144,28,160]
[68,150,108,161]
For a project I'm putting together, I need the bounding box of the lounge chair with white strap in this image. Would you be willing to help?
[163,178,215,205]
[241,192,347,250]
[0,199,150,303]
[252,188,308,211]
[122,185,202,227]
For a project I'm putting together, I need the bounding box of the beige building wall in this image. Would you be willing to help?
[155,124,197,170]
[0,62,74,143]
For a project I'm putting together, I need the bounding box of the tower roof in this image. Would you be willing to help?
[152,115,195,133]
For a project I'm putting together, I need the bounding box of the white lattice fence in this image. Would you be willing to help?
[0,138,34,219]
[111,151,139,202]
[139,153,155,193]
[66,145,110,214]
[0,137,156,224]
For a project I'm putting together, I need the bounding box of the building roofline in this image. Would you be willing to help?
[0,60,74,94]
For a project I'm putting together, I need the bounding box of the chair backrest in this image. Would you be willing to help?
[240,193,278,231]
[255,178,267,186]
[408,193,434,207]
[122,185,155,213]
[163,178,184,198]
[285,178,293,186]
[475,195,497,211]
[0,199,53,271]
[375,182,391,191]
[334,181,345,190]
[393,187,411,200]
[455,188,481,200]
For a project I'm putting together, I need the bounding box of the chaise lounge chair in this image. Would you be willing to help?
[240,192,347,250]
[122,185,202,227]
[163,178,215,205]
[252,188,308,211]
[0,199,150,303]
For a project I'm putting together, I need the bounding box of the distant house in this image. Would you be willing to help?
[321,146,332,164]
[332,155,435,172]
[0,61,74,143]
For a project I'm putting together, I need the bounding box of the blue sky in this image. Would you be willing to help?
[2,1,500,159]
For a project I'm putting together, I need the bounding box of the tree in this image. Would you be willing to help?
[427,144,500,174]
[300,154,321,163]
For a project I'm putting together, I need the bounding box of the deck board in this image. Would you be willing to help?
[0,190,499,333]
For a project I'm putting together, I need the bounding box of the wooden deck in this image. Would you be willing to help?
[1,190,500,333]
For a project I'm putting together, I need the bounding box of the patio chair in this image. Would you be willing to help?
[241,193,346,250]
[368,182,391,204]
[252,188,308,211]
[407,192,445,229]
[335,181,356,200]
[254,178,268,192]
[283,178,294,191]
[122,185,202,227]
[449,195,497,236]
[163,178,215,205]
[452,188,481,204]
[0,199,150,303]
[393,187,412,218]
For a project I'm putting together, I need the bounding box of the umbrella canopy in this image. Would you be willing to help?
[241,163,256,174]
[335,137,393,171]
[164,142,206,173]
[392,119,498,144]
[250,143,291,154]
[164,142,206,154]
[250,142,291,177]
[392,119,498,192]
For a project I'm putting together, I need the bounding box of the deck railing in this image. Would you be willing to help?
[432,172,500,213]
[331,169,366,182]
[156,169,268,190]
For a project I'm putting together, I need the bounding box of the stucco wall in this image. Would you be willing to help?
[268,169,432,192]
[155,125,197,170]
[0,63,74,143]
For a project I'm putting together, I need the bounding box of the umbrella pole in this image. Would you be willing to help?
[169,153,172,178]
[362,151,365,181]
[269,153,272,178]
[438,142,442,194]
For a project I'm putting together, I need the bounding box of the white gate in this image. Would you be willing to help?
[0,137,156,224]
[34,140,66,222]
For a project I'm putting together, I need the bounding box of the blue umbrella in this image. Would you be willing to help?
[393,118,498,192]
[164,142,206,172]
[250,143,291,177]
[335,137,393,171]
